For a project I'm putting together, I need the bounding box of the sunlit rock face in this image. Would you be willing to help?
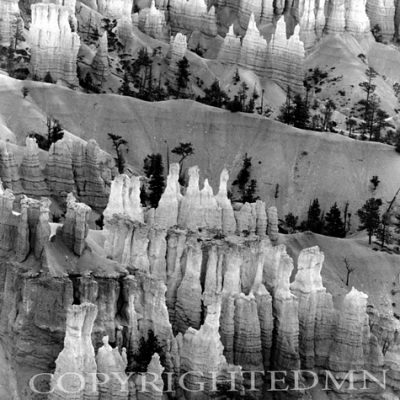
[168,0,218,36]
[366,0,396,41]
[20,138,49,198]
[329,287,384,372]
[137,0,169,40]
[29,3,81,85]
[49,303,98,400]
[177,302,241,397]
[62,193,91,256]
[96,335,129,399]
[346,0,371,35]
[268,20,305,93]
[0,0,21,47]
[168,32,188,89]
[290,247,335,368]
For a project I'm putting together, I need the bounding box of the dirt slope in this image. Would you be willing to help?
[1,74,400,221]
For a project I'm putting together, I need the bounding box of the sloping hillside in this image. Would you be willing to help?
[284,232,400,315]
[1,74,400,222]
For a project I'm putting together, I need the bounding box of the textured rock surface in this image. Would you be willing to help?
[104,174,143,223]
[46,139,75,199]
[29,3,80,84]
[346,0,371,35]
[92,32,110,83]
[215,168,236,235]
[154,163,182,229]
[96,336,129,399]
[15,195,51,261]
[0,0,21,47]
[20,138,49,197]
[49,303,98,400]
[367,0,396,41]
[168,32,188,88]
[239,13,268,75]
[178,303,240,396]
[290,247,335,368]
[138,0,169,40]
[71,140,109,210]
[136,353,164,400]
[62,193,91,256]
[329,287,384,371]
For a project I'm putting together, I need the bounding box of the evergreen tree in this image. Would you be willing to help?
[176,57,190,95]
[284,212,298,233]
[119,73,132,96]
[238,82,249,109]
[200,79,228,108]
[323,99,336,131]
[232,154,259,203]
[292,94,310,129]
[277,87,295,125]
[133,330,165,372]
[306,199,324,233]
[171,142,194,184]
[357,197,382,244]
[143,153,165,208]
[108,133,128,173]
[44,71,54,83]
[324,202,345,237]
[359,67,378,136]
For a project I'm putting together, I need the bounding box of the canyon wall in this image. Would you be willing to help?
[29,2,81,85]
[0,138,111,210]
[0,164,398,399]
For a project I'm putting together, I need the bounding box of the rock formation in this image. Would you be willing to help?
[62,193,91,256]
[239,13,268,75]
[154,163,182,229]
[135,353,164,400]
[91,32,110,83]
[0,182,17,252]
[19,137,49,198]
[138,0,169,40]
[325,0,346,34]
[0,0,21,47]
[71,139,109,210]
[268,19,305,93]
[168,32,188,89]
[366,0,396,41]
[29,3,81,85]
[104,174,143,223]
[15,195,51,261]
[178,302,241,397]
[169,0,218,36]
[96,336,129,399]
[46,139,75,199]
[0,142,23,194]
[49,303,98,400]
[329,287,384,372]
[345,0,371,35]
[218,24,241,65]
[290,247,335,368]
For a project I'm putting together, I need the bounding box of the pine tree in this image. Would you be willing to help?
[357,197,382,244]
[176,57,190,95]
[171,142,194,185]
[292,94,310,129]
[108,133,128,173]
[44,71,54,83]
[324,202,345,237]
[323,99,336,131]
[277,87,294,125]
[306,199,324,233]
[200,79,228,108]
[232,154,259,203]
[143,153,165,208]
[133,330,165,372]
[285,213,298,233]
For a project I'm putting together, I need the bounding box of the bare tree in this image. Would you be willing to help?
[344,258,355,286]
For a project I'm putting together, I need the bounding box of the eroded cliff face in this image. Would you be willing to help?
[0,138,111,210]
[29,2,81,85]
[0,164,399,399]
[0,0,22,47]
